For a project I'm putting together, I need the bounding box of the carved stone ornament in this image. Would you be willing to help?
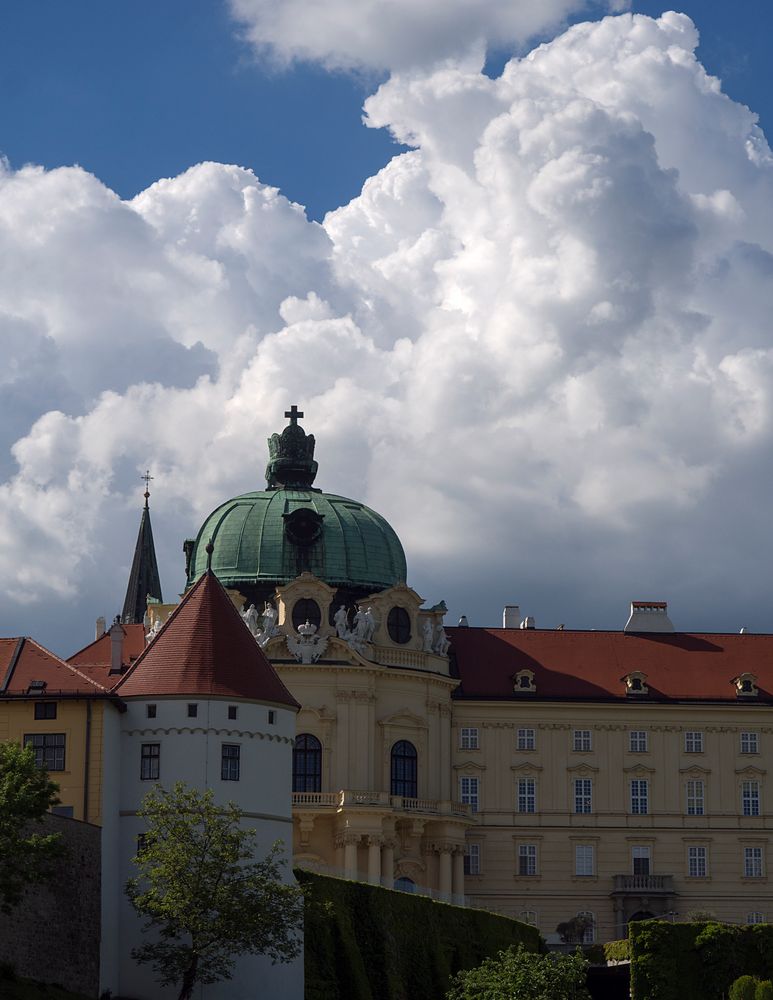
[287,620,329,664]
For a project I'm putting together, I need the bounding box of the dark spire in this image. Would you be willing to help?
[121,473,163,624]
[265,404,319,489]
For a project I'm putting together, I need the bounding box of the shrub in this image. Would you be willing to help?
[603,939,630,964]
[756,980,773,1000]
[446,945,590,1000]
[730,976,760,1000]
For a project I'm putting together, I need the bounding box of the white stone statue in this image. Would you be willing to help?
[287,620,328,664]
[434,624,450,657]
[262,601,277,633]
[145,617,163,643]
[242,603,260,636]
[334,604,350,639]
[363,606,377,642]
[422,619,434,652]
[353,605,369,641]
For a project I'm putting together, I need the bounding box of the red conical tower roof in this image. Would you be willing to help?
[112,571,299,708]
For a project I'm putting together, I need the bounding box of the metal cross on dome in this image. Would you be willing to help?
[285,405,304,426]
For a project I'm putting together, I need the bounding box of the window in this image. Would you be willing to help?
[519,910,537,926]
[460,727,479,750]
[391,740,418,798]
[394,876,415,893]
[518,844,537,876]
[517,728,535,751]
[575,844,595,877]
[51,805,73,817]
[464,844,481,876]
[518,778,536,813]
[228,705,238,721]
[632,846,651,875]
[744,847,764,878]
[688,845,708,878]
[387,606,411,644]
[140,743,160,780]
[292,598,321,630]
[577,911,595,944]
[187,703,198,718]
[34,702,56,720]
[684,731,704,753]
[742,780,761,817]
[573,730,592,752]
[630,779,649,814]
[268,710,276,725]
[574,779,592,814]
[24,733,65,771]
[146,704,157,719]
[741,732,759,755]
[629,731,648,752]
[221,744,240,781]
[136,834,147,854]
[293,733,322,793]
[513,670,536,692]
[459,776,479,813]
[748,912,766,925]
[686,779,705,816]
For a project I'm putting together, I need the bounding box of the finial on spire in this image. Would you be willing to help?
[205,539,214,571]
[141,470,154,508]
[266,406,318,489]
[285,404,304,426]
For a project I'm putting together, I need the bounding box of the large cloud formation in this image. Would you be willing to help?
[3,12,773,652]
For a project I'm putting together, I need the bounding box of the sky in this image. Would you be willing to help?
[3,1,773,655]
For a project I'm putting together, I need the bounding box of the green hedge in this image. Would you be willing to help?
[296,869,543,1000]
[630,921,773,1000]
[603,939,630,964]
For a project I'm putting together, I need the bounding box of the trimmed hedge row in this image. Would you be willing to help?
[630,921,773,1000]
[603,938,630,964]
[296,869,543,1000]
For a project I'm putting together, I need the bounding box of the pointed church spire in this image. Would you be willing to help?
[121,472,163,624]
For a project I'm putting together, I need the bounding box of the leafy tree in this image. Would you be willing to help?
[556,915,593,945]
[446,944,590,1000]
[730,976,759,1000]
[0,741,62,913]
[126,782,304,1000]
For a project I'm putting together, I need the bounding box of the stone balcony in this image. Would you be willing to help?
[611,874,675,894]
[292,790,472,819]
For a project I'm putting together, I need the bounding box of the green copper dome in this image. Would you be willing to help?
[185,407,407,595]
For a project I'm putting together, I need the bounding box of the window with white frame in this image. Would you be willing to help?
[574,778,592,814]
[741,732,760,755]
[139,742,160,781]
[684,731,704,753]
[577,910,596,944]
[518,777,536,813]
[686,779,705,816]
[517,728,536,751]
[747,912,766,924]
[575,844,595,877]
[459,776,479,813]
[221,744,240,781]
[464,843,481,876]
[460,727,479,750]
[688,845,708,877]
[630,778,649,814]
[742,780,761,816]
[629,731,648,752]
[573,730,592,752]
[519,910,537,926]
[631,846,651,875]
[744,847,764,878]
[518,844,537,876]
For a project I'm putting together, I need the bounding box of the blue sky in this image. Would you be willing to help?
[1,2,769,221]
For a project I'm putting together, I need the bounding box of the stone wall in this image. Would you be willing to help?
[0,814,101,997]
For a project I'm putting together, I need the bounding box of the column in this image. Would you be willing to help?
[452,848,465,903]
[381,839,395,888]
[367,836,382,885]
[337,832,359,878]
[438,846,453,897]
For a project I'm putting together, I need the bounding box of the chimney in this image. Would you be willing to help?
[109,616,124,674]
[624,601,674,633]
[95,616,106,640]
[520,616,535,630]
[458,615,469,628]
[503,605,520,629]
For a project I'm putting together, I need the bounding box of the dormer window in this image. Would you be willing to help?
[623,672,648,696]
[513,670,536,694]
[27,679,46,695]
[734,673,759,699]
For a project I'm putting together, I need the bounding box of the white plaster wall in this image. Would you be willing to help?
[107,697,302,1000]
[99,702,123,997]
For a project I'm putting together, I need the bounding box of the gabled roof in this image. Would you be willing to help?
[68,623,146,684]
[448,627,773,703]
[112,570,299,708]
[1,637,110,696]
[122,496,163,624]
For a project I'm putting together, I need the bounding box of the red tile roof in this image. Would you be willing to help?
[448,627,773,702]
[1,637,110,695]
[67,624,146,685]
[112,571,300,708]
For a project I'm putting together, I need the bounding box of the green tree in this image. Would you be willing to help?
[126,782,304,1000]
[0,741,62,913]
[446,944,590,1000]
[730,976,760,1000]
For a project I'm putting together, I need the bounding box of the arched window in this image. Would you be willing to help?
[577,911,595,944]
[394,876,415,893]
[391,740,417,798]
[387,606,411,644]
[293,733,322,793]
[292,598,321,630]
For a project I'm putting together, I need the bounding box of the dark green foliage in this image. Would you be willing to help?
[0,742,63,913]
[630,921,773,1000]
[731,976,761,1000]
[603,939,630,963]
[446,945,590,1000]
[756,980,773,1000]
[296,869,542,1000]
